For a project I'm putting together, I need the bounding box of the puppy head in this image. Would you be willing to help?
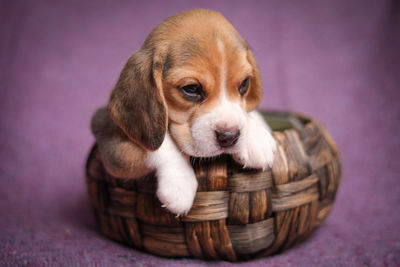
[109,9,262,155]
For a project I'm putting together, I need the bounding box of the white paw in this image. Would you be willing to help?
[147,134,198,216]
[156,168,198,216]
[233,115,277,170]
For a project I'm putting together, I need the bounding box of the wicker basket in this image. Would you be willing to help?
[86,111,341,261]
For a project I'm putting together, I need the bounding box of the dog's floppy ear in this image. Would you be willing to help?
[245,49,262,111]
[109,49,167,151]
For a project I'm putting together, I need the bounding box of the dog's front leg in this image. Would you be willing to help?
[147,134,198,216]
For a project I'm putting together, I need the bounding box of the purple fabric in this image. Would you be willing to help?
[1,0,399,266]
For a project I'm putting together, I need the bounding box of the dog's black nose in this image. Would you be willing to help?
[215,128,240,148]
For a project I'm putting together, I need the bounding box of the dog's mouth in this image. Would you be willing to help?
[183,135,241,158]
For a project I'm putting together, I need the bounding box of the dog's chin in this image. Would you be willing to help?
[181,141,239,159]
[185,148,223,158]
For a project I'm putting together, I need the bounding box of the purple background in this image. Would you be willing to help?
[1,0,399,266]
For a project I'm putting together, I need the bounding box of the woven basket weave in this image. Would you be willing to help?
[86,111,341,261]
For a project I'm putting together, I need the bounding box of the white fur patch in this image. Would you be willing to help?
[186,102,246,157]
[217,39,227,98]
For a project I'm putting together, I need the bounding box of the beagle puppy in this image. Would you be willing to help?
[91,9,276,216]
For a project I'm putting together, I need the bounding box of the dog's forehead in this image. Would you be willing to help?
[163,34,249,79]
[155,11,247,71]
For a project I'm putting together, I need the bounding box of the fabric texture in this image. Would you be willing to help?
[1,0,399,266]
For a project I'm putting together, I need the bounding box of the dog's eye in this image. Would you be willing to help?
[180,84,205,102]
[239,77,250,95]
